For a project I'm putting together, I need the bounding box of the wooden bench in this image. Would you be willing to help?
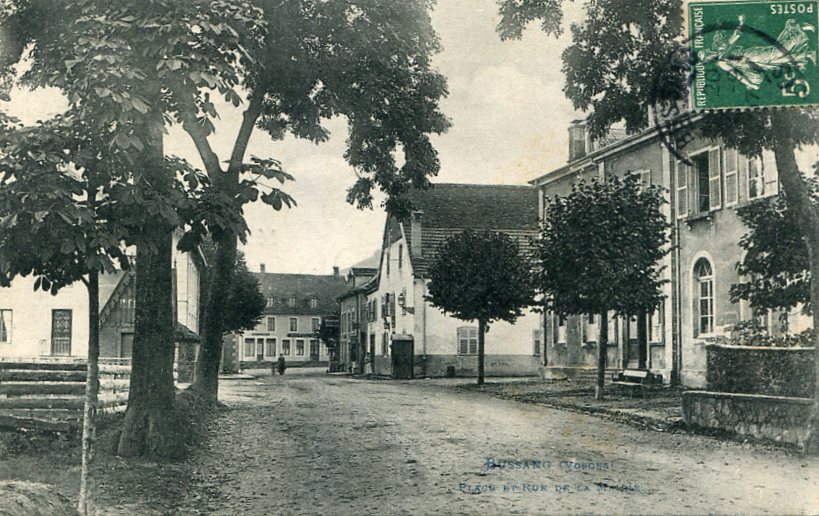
[611,369,662,398]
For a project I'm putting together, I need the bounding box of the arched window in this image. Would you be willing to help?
[694,258,714,335]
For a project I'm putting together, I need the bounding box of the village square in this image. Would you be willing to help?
[0,0,818,514]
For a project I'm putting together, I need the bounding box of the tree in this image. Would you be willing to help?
[223,253,266,334]
[536,175,670,399]
[498,0,819,448]
[731,191,812,317]
[0,112,133,514]
[426,230,535,385]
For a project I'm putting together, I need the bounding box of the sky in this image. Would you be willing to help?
[1,1,580,275]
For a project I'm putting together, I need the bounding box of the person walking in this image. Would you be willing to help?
[277,355,286,375]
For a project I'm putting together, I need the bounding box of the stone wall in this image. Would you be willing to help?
[682,391,814,446]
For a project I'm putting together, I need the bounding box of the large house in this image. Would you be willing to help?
[233,267,347,367]
[0,232,205,365]
[365,183,543,379]
[530,118,810,387]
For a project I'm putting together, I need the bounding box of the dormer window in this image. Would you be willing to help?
[309,298,318,309]
[288,296,296,308]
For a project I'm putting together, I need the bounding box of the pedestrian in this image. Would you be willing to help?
[277,355,286,375]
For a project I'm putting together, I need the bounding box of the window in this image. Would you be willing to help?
[289,317,298,332]
[694,258,715,336]
[584,313,598,342]
[532,329,542,356]
[386,251,391,276]
[265,338,276,357]
[288,296,296,308]
[296,339,305,356]
[0,309,11,343]
[556,315,567,344]
[607,312,619,344]
[51,309,72,356]
[266,297,274,308]
[244,338,256,358]
[724,148,738,206]
[309,298,318,309]
[676,160,689,218]
[692,149,721,213]
[747,156,765,200]
[648,307,662,343]
[311,317,320,332]
[631,169,651,191]
[398,244,403,270]
[267,317,276,332]
[457,327,478,355]
[282,339,291,355]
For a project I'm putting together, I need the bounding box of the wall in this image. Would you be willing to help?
[682,391,813,446]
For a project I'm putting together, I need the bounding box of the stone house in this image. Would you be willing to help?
[530,118,809,387]
[233,267,347,367]
[366,183,543,379]
[337,267,378,374]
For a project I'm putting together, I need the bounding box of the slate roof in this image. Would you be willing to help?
[396,183,540,277]
[254,272,347,315]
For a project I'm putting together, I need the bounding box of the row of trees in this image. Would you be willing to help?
[427,174,670,396]
[0,2,450,510]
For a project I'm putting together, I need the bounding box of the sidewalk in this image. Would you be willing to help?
[452,378,686,432]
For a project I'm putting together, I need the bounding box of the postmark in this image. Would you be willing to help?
[687,0,819,110]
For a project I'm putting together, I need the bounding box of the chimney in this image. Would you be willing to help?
[260,263,266,273]
[333,266,339,277]
[568,119,587,161]
[410,211,423,258]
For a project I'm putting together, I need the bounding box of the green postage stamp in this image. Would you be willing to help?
[688,0,819,110]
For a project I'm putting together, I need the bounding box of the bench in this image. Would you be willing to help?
[611,369,662,398]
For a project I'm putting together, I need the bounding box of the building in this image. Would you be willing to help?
[0,232,205,363]
[366,183,543,379]
[337,267,378,373]
[530,117,808,387]
[234,267,347,367]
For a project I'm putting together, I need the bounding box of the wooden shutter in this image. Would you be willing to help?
[762,150,779,196]
[676,160,688,219]
[708,148,721,210]
[737,154,748,203]
[724,148,738,206]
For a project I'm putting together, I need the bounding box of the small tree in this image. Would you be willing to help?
[732,189,815,319]
[426,230,536,385]
[223,253,266,334]
[536,175,670,400]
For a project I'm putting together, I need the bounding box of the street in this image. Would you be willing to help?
[141,368,819,515]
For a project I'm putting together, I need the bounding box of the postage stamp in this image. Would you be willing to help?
[688,0,819,110]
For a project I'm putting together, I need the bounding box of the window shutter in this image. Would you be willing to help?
[724,148,738,206]
[676,160,688,219]
[762,150,779,196]
[708,148,722,210]
[738,155,748,203]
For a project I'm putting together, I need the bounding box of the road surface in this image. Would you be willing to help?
[166,368,819,515]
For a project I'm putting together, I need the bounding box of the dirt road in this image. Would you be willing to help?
[161,368,817,515]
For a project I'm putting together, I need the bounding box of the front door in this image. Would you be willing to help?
[51,309,72,356]
[391,336,414,379]
[309,339,320,361]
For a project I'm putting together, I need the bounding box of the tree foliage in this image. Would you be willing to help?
[731,193,812,314]
[223,253,266,334]
[426,230,535,326]
[536,175,670,316]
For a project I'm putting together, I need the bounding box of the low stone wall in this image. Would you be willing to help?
[706,344,815,398]
[682,391,814,446]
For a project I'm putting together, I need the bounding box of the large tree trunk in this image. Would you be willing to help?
[769,114,819,453]
[192,233,237,403]
[477,319,486,385]
[597,311,608,400]
[116,223,179,457]
[78,271,99,515]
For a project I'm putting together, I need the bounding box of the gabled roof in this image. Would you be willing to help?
[255,272,347,315]
[395,183,540,277]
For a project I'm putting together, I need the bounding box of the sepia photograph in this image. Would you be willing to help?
[0,0,817,514]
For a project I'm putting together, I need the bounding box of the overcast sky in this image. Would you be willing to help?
[0,2,586,274]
